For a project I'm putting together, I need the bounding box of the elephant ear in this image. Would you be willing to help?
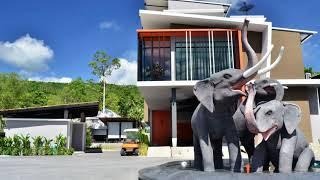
[194,78,214,113]
[283,103,301,135]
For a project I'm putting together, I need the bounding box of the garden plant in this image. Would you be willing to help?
[0,134,73,156]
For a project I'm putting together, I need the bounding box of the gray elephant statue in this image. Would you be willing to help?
[244,82,315,173]
[233,78,286,160]
[191,20,284,172]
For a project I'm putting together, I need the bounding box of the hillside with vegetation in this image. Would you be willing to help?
[0,73,144,121]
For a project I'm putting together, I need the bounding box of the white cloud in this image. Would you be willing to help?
[0,34,54,72]
[28,76,72,83]
[107,58,137,85]
[99,21,120,31]
[122,50,137,61]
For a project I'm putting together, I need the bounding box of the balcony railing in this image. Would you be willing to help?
[137,29,242,81]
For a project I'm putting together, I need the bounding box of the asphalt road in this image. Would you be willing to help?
[0,151,176,180]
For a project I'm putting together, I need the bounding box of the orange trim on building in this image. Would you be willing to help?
[238,30,245,70]
[137,28,241,39]
[137,28,240,33]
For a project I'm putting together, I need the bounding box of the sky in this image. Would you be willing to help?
[0,0,319,84]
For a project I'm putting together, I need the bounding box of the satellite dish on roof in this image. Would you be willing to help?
[239,2,255,15]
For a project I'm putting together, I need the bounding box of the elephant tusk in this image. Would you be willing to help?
[257,46,285,76]
[243,45,274,78]
[269,83,278,87]
[283,86,288,89]
[261,125,278,141]
[254,133,264,148]
[231,89,247,96]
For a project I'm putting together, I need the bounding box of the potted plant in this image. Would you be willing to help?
[151,63,165,81]
[0,115,6,138]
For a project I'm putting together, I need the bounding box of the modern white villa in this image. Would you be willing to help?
[137,0,320,147]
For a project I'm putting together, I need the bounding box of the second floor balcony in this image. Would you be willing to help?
[137,28,243,81]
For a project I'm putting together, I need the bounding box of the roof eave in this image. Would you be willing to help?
[272,27,318,44]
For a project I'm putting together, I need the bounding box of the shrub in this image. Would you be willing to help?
[0,137,5,154]
[3,137,13,155]
[0,134,74,156]
[53,134,73,155]
[86,127,92,147]
[12,135,22,156]
[139,143,148,156]
[20,135,32,156]
[43,137,53,155]
[137,128,149,156]
[138,129,149,145]
[65,147,74,155]
[32,136,43,155]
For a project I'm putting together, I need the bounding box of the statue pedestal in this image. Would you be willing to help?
[139,161,320,180]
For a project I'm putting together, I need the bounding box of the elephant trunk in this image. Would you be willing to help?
[242,19,258,71]
[232,20,272,90]
[244,83,259,134]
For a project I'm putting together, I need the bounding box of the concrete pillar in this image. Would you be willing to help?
[171,88,177,147]
[105,122,109,143]
[64,109,69,119]
[80,112,86,122]
[171,36,176,81]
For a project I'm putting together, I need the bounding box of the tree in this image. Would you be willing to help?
[61,78,88,103]
[117,87,144,121]
[0,73,144,118]
[0,73,26,109]
[89,51,121,114]
[304,66,320,77]
[89,51,121,78]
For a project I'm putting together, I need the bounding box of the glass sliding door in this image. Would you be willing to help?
[214,39,231,72]
[175,31,238,81]
[191,40,211,80]
[213,31,237,73]
[175,42,187,80]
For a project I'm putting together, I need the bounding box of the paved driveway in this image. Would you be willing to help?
[0,152,177,180]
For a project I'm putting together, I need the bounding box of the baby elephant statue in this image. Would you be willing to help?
[191,20,284,172]
[233,78,286,160]
[244,83,315,173]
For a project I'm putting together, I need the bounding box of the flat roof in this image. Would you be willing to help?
[144,0,231,12]
[99,118,136,123]
[272,27,317,44]
[140,10,316,43]
[0,101,99,119]
[278,79,320,87]
[140,10,271,31]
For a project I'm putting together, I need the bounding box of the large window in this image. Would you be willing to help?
[138,36,171,81]
[176,40,211,80]
[175,42,187,80]
[175,31,238,81]
[138,29,240,81]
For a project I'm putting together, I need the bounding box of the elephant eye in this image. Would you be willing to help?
[265,110,273,116]
[223,74,232,79]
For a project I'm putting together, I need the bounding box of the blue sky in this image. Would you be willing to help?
[0,0,319,84]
